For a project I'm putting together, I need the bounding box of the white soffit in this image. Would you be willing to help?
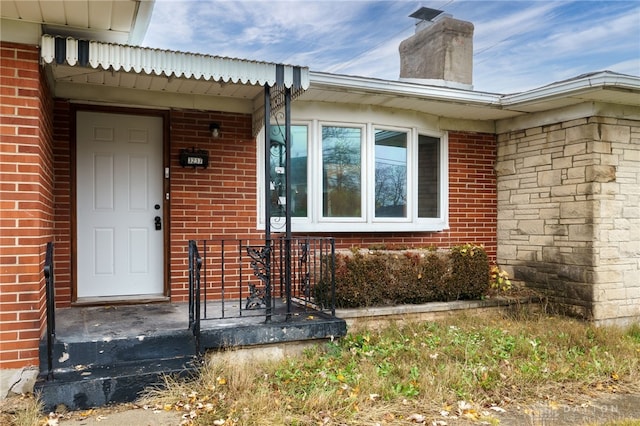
[1,0,154,44]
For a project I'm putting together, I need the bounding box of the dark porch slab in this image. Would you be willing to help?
[36,302,346,411]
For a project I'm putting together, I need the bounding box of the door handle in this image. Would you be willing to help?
[154,216,162,231]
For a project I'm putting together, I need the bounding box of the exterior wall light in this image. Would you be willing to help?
[209,122,220,138]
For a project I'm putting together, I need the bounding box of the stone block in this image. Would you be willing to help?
[577,182,599,195]
[517,219,544,235]
[608,229,630,242]
[566,166,585,180]
[586,165,616,182]
[498,219,518,231]
[566,123,598,143]
[539,207,560,219]
[557,264,588,283]
[516,249,536,261]
[564,142,587,157]
[525,127,543,136]
[497,244,517,260]
[590,269,623,284]
[560,201,592,220]
[523,154,551,168]
[545,224,567,236]
[568,224,595,242]
[530,235,554,246]
[600,182,619,195]
[497,178,520,190]
[495,159,516,176]
[623,149,640,162]
[510,193,530,204]
[497,143,517,157]
[593,302,620,321]
[598,247,620,259]
[498,210,515,220]
[551,185,576,197]
[564,118,589,129]
[538,169,562,187]
[600,124,631,143]
[598,200,623,219]
[587,141,612,154]
[600,155,619,167]
[552,156,573,169]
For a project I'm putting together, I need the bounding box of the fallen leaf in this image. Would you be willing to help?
[489,406,506,413]
[407,413,426,423]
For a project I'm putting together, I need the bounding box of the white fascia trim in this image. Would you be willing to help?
[129,0,156,45]
[500,72,640,107]
[309,71,503,106]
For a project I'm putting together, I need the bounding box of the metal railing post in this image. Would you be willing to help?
[44,242,55,380]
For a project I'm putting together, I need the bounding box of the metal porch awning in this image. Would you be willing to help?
[40,34,310,134]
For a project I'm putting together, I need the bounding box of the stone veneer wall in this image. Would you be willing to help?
[497,115,640,325]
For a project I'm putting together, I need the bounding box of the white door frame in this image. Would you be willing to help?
[72,106,169,303]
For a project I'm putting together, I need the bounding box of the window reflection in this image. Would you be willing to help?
[322,126,362,217]
[269,125,308,218]
[375,130,407,218]
[418,135,440,218]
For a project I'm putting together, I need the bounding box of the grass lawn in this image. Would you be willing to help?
[4,310,639,425]
[141,310,640,425]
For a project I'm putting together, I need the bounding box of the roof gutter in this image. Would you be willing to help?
[129,0,156,45]
[500,71,640,107]
[309,71,502,106]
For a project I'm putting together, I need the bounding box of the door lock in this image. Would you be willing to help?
[154,216,162,231]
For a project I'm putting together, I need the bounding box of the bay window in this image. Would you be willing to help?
[260,121,447,232]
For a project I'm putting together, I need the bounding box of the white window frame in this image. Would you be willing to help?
[257,121,449,233]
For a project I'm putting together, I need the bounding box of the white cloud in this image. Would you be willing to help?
[142,0,640,93]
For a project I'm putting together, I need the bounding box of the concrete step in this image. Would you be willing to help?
[39,329,196,372]
[36,355,199,411]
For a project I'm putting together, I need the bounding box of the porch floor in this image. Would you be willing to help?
[54,299,337,342]
[38,301,346,410]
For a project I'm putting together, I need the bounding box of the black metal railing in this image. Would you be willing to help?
[188,240,203,354]
[187,236,336,333]
[43,241,55,380]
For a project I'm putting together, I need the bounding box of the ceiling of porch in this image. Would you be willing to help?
[1,0,153,44]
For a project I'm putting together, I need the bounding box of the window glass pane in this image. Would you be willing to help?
[417,135,440,218]
[375,130,407,218]
[269,125,308,218]
[322,126,361,217]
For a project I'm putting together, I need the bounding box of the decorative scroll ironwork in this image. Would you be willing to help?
[245,245,271,309]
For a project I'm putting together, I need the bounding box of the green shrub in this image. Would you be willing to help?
[316,244,490,308]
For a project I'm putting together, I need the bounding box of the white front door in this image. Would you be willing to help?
[76,111,164,299]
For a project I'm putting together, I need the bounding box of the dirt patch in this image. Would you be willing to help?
[52,402,182,426]
[493,393,640,425]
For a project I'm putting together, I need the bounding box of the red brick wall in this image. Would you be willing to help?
[168,110,257,301]
[0,42,54,369]
[52,100,72,307]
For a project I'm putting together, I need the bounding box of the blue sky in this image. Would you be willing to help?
[143,0,640,94]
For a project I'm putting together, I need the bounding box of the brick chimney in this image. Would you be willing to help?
[399,8,474,89]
